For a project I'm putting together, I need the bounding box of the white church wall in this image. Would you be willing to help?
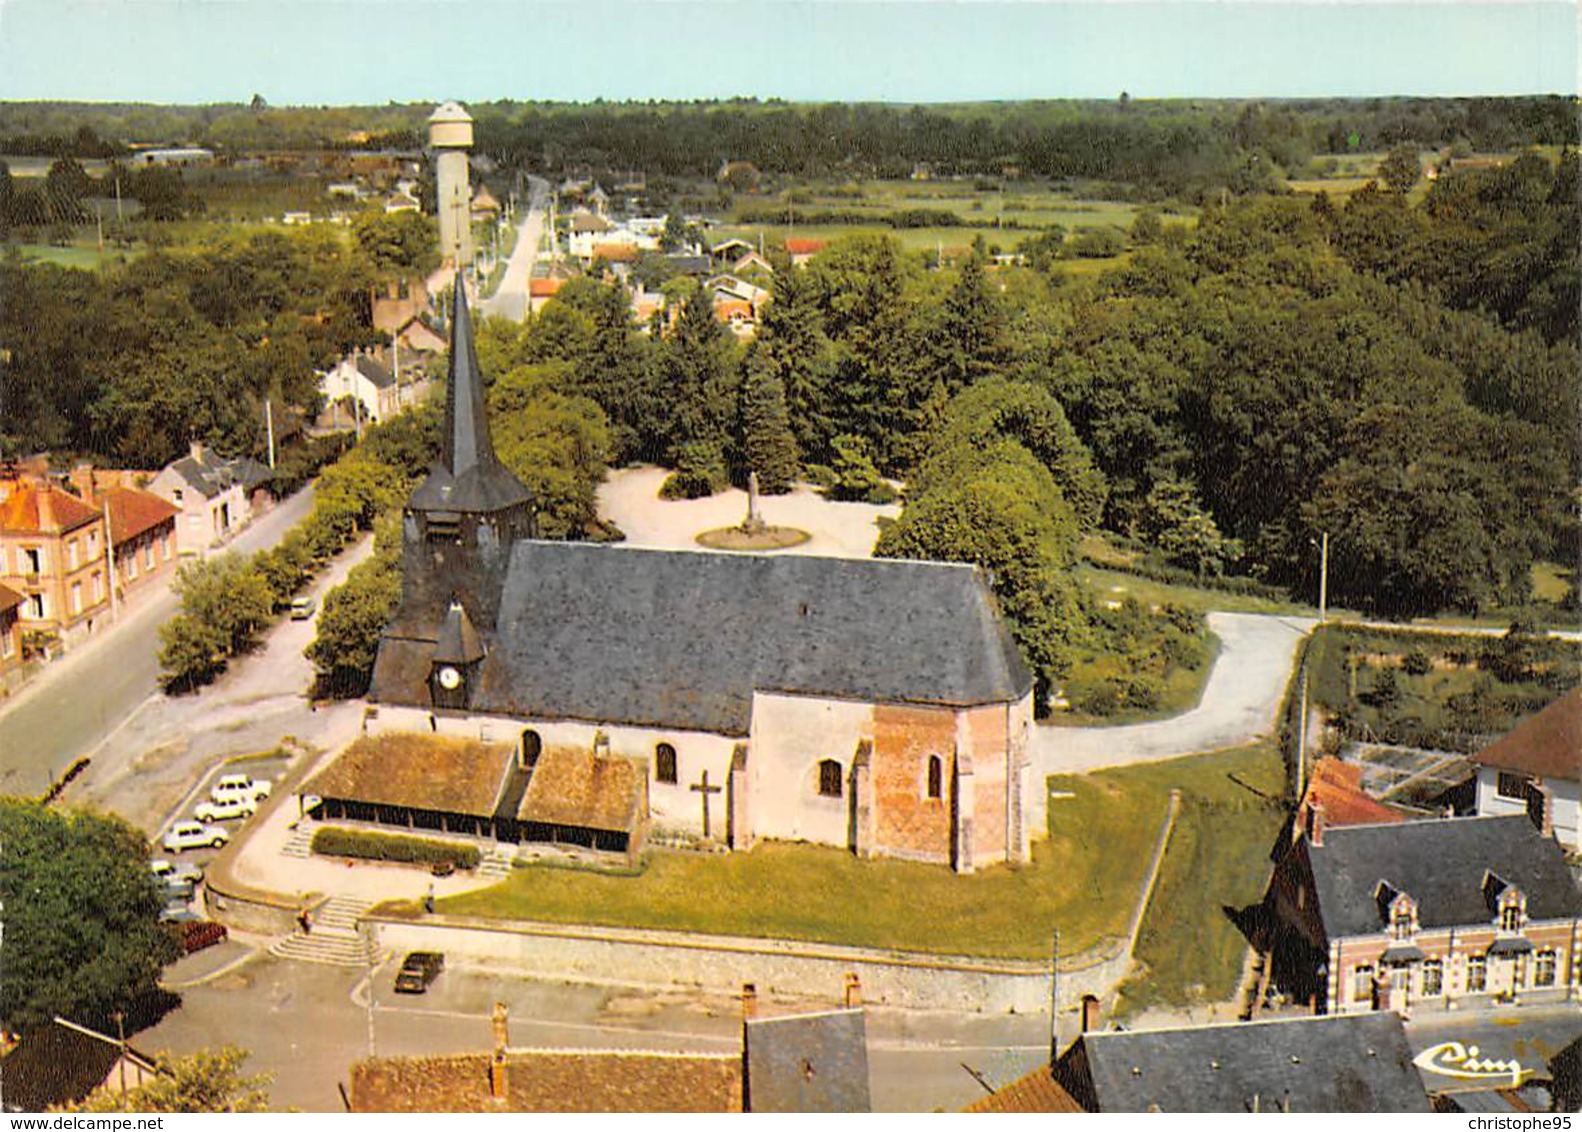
[748,691,874,849]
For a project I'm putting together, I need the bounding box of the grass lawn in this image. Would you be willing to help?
[13,241,125,270]
[1531,560,1574,604]
[431,745,1285,965]
[1077,564,1316,618]
[1053,632,1222,727]
[1110,741,1287,1016]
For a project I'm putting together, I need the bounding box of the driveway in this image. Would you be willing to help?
[478,175,548,323]
[1034,612,1315,774]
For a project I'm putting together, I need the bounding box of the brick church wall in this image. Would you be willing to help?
[869,704,954,862]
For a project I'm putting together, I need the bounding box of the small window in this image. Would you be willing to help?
[1352,964,1374,1001]
[70,581,82,615]
[1500,904,1521,932]
[66,540,79,570]
[1391,905,1414,940]
[926,755,943,800]
[1497,771,1529,800]
[818,759,843,798]
[655,742,678,785]
[87,530,98,556]
[1534,950,1556,987]
[1468,955,1487,992]
[1,627,13,658]
[520,729,542,768]
[1422,959,1443,996]
[92,573,103,602]
[27,594,44,619]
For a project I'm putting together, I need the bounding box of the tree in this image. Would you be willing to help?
[306,535,401,698]
[825,434,892,503]
[158,554,274,690]
[352,209,438,279]
[0,799,178,1031]
[1139,477,1242,576]
[662,287,737,459]
[754,266,836,463]
[736,353,800,493]
[44,157,90,224]
[1378,144,1422,195]
[490,363,611,537]
[59,1046,272,1113]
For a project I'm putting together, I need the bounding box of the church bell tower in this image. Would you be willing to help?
[401,276,536,638]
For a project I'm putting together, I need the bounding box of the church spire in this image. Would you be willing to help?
[442,275,498,480]
[406,275,533,516]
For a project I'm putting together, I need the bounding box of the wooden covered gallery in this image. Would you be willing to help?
[304,733,647,855]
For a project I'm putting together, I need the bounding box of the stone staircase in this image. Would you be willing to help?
[280,825,314,860]
[477,845,516,879]
[267,895,381,968]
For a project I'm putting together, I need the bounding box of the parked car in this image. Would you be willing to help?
[289,595,317,620]
[193,796,258,823]
[163,821,229,853]
[210,774,272,805]
[159,901,199,924]
[167,919,228,955]
[149,859,205,887]
[393,951,445,994]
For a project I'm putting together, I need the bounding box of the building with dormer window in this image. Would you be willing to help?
[1266,813,1582,1016]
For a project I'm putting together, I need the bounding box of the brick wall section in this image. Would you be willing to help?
[870,704,953,862]
[965,703,1010,869]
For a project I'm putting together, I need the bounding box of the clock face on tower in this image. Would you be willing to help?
[437,665,462,690]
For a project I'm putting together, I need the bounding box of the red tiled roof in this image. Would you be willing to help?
[963,1065,1084,1113]
[1301,758,1403,828]
[518,747,645,835]
[1473,688,1582,782]
[350,1050,742,1112]
[0,583,23,613]
[103,487,178,545]
[528,277,565,297]
[712,298,754,321]
[0,483,101,536]
[591,244,638,263]
[784,238,826,256]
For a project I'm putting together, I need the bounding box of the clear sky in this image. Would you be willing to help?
[0,0,1574,104]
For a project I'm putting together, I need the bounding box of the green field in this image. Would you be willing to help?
[1112,741,1286,1015]
[424,744,1284,964]
[11,241,119,269]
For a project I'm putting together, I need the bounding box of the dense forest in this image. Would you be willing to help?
[0,96,1574,198]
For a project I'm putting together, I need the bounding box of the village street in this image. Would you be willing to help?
[477,174,549,322]
[0,484,321,797]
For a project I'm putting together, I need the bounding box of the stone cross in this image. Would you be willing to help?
[691,769,723,839]
[742,471,767,535]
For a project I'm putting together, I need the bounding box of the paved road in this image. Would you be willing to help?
[144,950,1054,1112]
[478,175,549,322]
[1033,612,1315,774]
[0,485,318,796]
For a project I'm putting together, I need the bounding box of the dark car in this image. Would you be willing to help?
[393,950,445,994]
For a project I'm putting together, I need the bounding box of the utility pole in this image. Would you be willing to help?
[1049,928,1060,1065]
[1295,664,1309,800]
[1318,531,1329,623]
[264,398,276,470]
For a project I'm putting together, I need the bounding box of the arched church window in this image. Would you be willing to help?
[926,755,943,800]
[655,742,678,785]
[818,759,843,798]
[521,729,542,768]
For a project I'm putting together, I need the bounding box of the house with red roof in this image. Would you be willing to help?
[101,487,179,601]
[0,582,24,690]
[1470,689,1581,851]
[784,237,827,266]
[0,476,111,646]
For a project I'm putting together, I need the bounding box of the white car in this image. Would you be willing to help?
[210,774,272,805]
[193,796,257,823]
[163,821,229,853]
[149,859,205,886]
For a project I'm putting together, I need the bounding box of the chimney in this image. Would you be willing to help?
[1537,780,1554,839]
[491,1001,509,1055]
[189,438,205,464]
[843,973,862,1009]
[1307,802,1326,848]
[1081,993,1101,1034]
[741,983,758,1021]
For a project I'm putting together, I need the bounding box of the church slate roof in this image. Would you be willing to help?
[373,542,1033,735]
[744,1008,870,1113]
[1061,1012,1429,1113]
[1305,814,1582,940]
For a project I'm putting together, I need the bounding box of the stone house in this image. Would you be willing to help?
[0,583,24,691]
[338,280,1040,873]
[146,442,254,558]
[0,477,111,645]
[321,353,400,426]
[1468,688,1580,851]
[1265,813,1582,1017]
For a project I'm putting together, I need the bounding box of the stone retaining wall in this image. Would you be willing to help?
[369,912,1131,1014]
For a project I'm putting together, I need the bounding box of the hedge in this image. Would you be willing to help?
[311,826,481,870]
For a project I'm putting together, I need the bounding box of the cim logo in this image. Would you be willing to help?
[1412,1041,1533,1088]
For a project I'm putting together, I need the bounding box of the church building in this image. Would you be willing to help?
[328,279,1040,873]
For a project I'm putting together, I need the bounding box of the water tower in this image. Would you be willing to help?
[428,101,473,269]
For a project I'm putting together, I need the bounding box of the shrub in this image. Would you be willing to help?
[1401,650,1433,676]
[310,827,481,870]
[659,441,729,500]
